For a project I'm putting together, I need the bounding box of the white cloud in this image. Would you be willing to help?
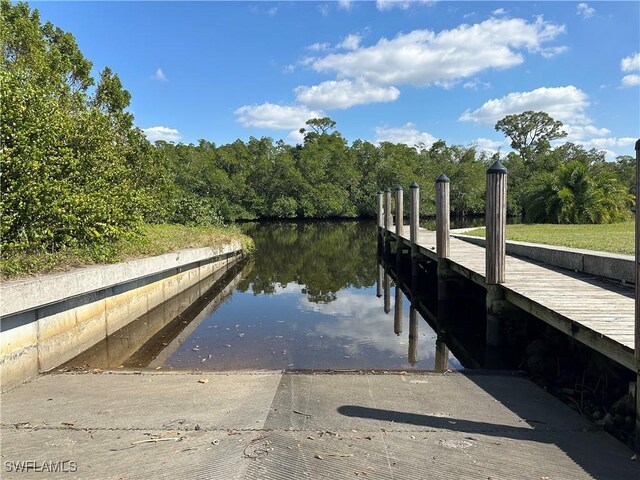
[459,86,590,125]
[151,68,167,82]
[282,64,295,74]
[235,103,323,130]
[579,137,636,149]
[539,46,568,59]
[577,3,595,19]
[308,42,331,52]
[622,74,640,87]
[338,0,353,11]
[142,126,181,143]
[375,123,437,149]
[318,3,330,16]
[463,78,490,90]
[311,17,566,87]
[553,124,632,160]
[286,129,306,145]
[492,8,506,16]
[337,34,361,50]
[376,0,436,11]
[563,124,611,143]
[621,53,640,72]
[295,79,400,109]
[472,138,505,156]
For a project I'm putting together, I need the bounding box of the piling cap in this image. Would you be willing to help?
[377,190,383,195]
[636,138,640,151]
[435,173,450,183]
[395,184,403,191]
[410,181,419,189]
[384,188,391,193]
[487,160,508,175]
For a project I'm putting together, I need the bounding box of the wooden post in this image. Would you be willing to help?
[395,185,404,265]
[635,138,640,450]
[394,285,403,336]
[410,182,420,278]
[436,173,455,325]
[486,161,507,284]
[384,188,392,252]
[435,337,449,373]
[485,161,508,347]
[408,305,418,366]
[435,174,450,259]
[383,272,391,314]
[377,191,384,230]
[376,262,383,298]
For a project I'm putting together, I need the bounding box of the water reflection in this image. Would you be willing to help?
[65,221,463,371]
[159,221,461,371]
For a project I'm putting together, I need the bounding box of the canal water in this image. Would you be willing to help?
[64,221,463,372]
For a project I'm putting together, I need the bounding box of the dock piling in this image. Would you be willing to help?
[377,191,384,230]
[394,285,403,335]
[408,305,418,365]
[384,188,392,253]
[395,185,404,261]
[435,174,450,259]
[383,272,391,314]
[410,182,420,278]
[485,161,508,347]
[435,174,455,322]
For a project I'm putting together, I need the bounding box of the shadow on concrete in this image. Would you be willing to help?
[338,404,541,433]
[338,398,639,480]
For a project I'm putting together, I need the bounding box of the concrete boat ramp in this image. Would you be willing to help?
[1,370,638,479]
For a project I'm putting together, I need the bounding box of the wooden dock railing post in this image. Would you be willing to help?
[410,182,420,278]
[435,174,450,259]
[377,191,384,254]
[395,185,404,261]
[377,191,384,230]
[394,285,403,336]
[435,174,455,324]
[485,160,508,347]
[384,188,392,252]
[635,138,640,450]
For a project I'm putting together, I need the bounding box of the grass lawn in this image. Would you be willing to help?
[1,224,254,280]
[463,221,634,255]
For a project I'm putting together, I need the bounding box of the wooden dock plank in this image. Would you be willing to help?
[385,225,638,372]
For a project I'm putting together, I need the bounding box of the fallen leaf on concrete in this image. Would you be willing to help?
[294,410,312,417]
[131,437,182,445]
[314,454,324,460]
[197,379,209,384]
[317,452,353,457]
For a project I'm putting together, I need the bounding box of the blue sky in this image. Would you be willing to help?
[33,1,639,158]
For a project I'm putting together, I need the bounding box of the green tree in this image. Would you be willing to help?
[495,111,567,164]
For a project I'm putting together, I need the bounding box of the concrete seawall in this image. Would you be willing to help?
[0,243,245,391]
[451,232,633,284]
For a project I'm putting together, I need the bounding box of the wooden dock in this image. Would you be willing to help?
[385,225,637,373]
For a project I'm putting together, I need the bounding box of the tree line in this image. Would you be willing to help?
[1,1,634,257]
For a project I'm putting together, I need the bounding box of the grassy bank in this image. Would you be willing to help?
[463,222,634,255]
[1,224,254,280]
